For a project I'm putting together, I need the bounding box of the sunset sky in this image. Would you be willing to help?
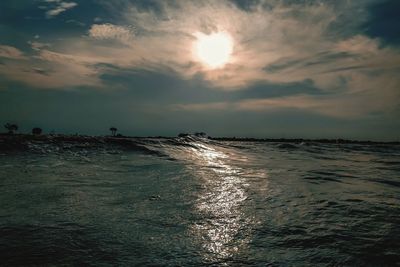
[0,0,399,140]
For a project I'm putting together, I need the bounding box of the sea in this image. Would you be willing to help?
[0,136,399,266]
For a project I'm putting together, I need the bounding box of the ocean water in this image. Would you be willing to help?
[0,136,399,266]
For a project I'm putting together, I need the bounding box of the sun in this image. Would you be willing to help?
[194,32,233,69]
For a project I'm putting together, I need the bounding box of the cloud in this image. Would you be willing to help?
[234,94,378,119]
[0,48,101,88]
[89,24,134,43]
[1,0,400,119]
[0,45,26,60]
[174,89,398,119]
[74,0,398,90]
[66,19,86,27]
[28,41,51,51]
[173,102,230,112]
[45,1,77,18]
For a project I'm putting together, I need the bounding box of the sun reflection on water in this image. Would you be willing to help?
[185,142,261,262]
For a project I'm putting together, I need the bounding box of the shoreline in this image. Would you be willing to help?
[0,133,399,146]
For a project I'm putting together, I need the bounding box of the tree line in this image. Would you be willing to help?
[3,123,119,136]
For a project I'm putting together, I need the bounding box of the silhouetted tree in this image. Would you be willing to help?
[32,127,42,135]
[109,127,117,136]
[4,123,18,134]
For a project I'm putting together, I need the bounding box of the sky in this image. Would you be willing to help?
[0,0,399,140]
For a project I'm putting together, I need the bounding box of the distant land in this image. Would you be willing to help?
[1,133,399,152]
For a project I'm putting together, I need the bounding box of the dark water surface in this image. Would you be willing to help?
[1,137,399,266]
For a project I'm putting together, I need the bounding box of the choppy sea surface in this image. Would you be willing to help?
[1,136,400,266]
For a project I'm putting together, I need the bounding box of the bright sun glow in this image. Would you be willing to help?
[195,32,233,69]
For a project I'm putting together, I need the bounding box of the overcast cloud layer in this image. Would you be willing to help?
[0,0,399,140]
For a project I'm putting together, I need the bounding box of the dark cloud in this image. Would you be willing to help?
[264,52,356,74]
[228,0,261,11]
[99,68,324,105]
[32,68,51,76]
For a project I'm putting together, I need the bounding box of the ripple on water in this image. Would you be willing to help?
[0,137,399,265]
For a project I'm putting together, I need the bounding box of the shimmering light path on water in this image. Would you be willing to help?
[0,137,399,266]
